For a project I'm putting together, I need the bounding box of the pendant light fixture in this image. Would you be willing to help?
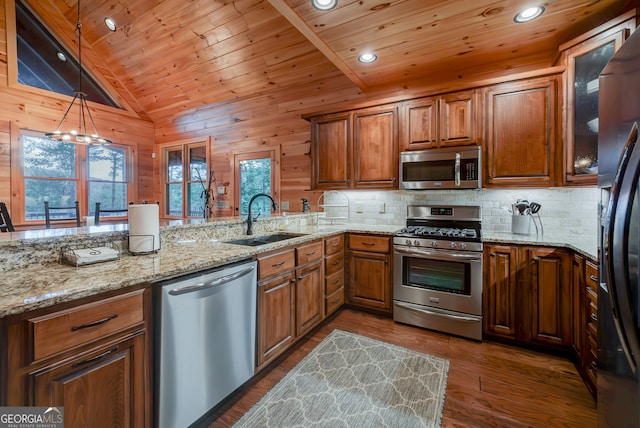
[45,0,113,145]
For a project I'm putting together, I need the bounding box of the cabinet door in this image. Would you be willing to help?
[296,262,323,336]
[484,76,559,187]
[440,90,476,147]
[31,332,145,428]
[311,112,351,189]
[527,247,572,346]
[257,273,296,367]
[571,254,585,360]
[348,250,391,312]
[353,106,398,188]
[401,97,438,150]
[563,22,632,185]
[484,245,519,340]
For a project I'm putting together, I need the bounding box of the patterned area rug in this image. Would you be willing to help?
[234,330,449,428]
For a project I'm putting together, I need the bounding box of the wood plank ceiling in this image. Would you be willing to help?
[24,0,640,122]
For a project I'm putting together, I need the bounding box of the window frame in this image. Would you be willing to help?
[161,140,210,219]
[10,124,134,227]
[232,147,280,217]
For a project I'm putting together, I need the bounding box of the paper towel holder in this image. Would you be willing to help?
[128,234,160,255]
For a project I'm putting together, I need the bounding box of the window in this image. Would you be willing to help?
[15,0,119,108]
[14,130,132,225]
[164,143,209,218]
[233,149,279,217]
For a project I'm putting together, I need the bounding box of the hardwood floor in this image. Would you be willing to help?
[206,308,597,428]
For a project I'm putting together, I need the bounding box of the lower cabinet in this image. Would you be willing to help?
[295,261,323,337]
[257,271,296,368]
[347,234,392,314]
[483,243,572,349]
[3,288,150,428]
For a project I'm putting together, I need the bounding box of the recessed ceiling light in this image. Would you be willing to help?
[104,17,117,32]
[312,0,337,11]
[514,6,545,23]
[56,52,67,62]
[358,52,377,63]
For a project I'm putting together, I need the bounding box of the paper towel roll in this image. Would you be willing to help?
[128,204,160,253]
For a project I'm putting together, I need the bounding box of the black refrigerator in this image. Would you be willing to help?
[598,26,640,428]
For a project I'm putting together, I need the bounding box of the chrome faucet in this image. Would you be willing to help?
[246,193,278,235]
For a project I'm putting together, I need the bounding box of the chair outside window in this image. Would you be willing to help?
[44,201,80,229]
[94,202,130,226]
[0,202,15,232]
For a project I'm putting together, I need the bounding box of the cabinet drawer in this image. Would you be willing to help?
[348,235,390,253]
[324,235,344,256]
[325,269,344,295]
[325,253,344,276]
[29,290,144,361]
[325,287,345,315]
[296,241,323,266]
[258,249,295,280]
[585,261,599,293]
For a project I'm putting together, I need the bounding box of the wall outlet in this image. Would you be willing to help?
[217,186,226,195]
[378,202,386,213]
[355,202,364,213]
[281,201,289,211]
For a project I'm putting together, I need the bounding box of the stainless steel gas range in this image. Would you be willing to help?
[393,204,483,340]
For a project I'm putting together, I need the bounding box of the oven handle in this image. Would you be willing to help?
[394,246,482,263]
[395,301,480,322]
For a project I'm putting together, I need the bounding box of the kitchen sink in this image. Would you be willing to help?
[225,233,308,247]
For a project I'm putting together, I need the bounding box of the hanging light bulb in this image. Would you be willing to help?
[45,0,113,145]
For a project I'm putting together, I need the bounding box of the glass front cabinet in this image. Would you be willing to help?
[561,15,635,185]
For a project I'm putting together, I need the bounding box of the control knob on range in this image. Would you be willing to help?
[405,239,412,246]
[459,243,467,250]
[413,240,421,246]
[431,240,438,248]
[449,242,457,249]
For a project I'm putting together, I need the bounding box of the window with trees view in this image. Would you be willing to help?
[19,132,130,224]
[233,149,277,217]
[164,143,208,218]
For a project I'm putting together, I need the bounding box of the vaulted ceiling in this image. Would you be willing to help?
[24,0,640,122]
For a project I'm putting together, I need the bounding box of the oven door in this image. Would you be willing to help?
[393,245,482,316]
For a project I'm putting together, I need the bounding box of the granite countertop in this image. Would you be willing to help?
[0,224,401,318]
[0,221,597,319]
[483,231,598,261]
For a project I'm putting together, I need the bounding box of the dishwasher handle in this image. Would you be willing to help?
[168,265,256,296]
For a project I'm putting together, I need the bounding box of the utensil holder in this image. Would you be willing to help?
[512,215,531,235]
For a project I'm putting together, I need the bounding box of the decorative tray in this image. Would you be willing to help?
[60,241,121,267]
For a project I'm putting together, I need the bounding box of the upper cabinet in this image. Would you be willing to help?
[311,105,398,190]
[561,14,636,185]
[400,89,478,151]
[483,75,561,188]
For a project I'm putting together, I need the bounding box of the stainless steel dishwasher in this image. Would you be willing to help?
[154,259,257,428]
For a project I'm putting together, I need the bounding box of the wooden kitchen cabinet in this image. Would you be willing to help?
[295,240,324,337]
[561,13,635,185]
[525,246,572,347]
[324,234,345,316]
[347,234,392,314]
[483,244,572,350]
[401,89,478,151]
[310,105,398,190]
[257,248,296,369]
[483,244,519,340]
[483,75,561,187]
[311,112,351,189]
[3,288,150,428]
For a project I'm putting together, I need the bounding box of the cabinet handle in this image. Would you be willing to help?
[591,313,598,322]
[532,257,539,262]
[332,298,340,304]
[71,314,119,331]
[332,260,341,265]
[331,243,340,247]
[590,361,598,371]
[305,251,317,256]
[72,346,119,369]
[586,286,594,293]
[272,260,286,267]
[362,242,375,246]
[490,253,496,257]
[332,278,340,284]
[589,275,599,282]
[290,278,296,283]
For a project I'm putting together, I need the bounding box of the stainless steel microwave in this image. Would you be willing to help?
[399,146,481,190]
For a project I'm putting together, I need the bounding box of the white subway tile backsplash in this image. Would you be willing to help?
[329,187,599,244]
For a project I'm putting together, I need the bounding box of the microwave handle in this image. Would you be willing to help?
[455,152,461,186]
